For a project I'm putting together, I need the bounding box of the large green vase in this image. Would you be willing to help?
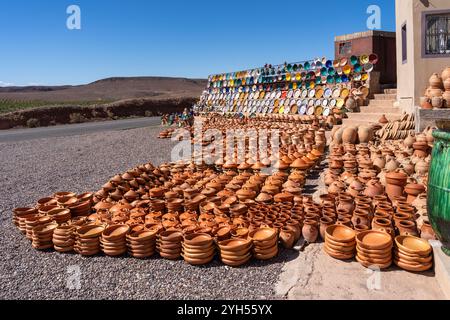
[428,129,450,256]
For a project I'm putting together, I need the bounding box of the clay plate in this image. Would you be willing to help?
[394,258,433,272]
[254,246,278,260]
[356,255,392,269]
[323,244,355,260]
[249,228,277,242]
[77,225,105,239]
[221,255,252,267]
[219,239,252,252]
[183,233,213,246]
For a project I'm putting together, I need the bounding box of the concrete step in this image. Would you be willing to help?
[373,93,397,100]
[345,112,402,122]
[369,99,396,107]
[359,105,402,114]
[341,119,380,127]
[384,88,397,94]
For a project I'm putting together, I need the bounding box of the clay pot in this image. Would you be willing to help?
[279,227,296,249]
[397,220,419,237]
[285,220,302,243]
[319,216,334,240]
[352,209,371,228]
[379,114,388,124]
[358,126,373,144]
[371,217,395,239]
[420,221,437,241]
[428,88,443,98]
[432,96,443,108]
[385,171,408,201]
[415,160,429,176]
[429,73,443,89]
[337,194,355,214]
[404,184,426,204]
[302,219,319,243]
[420,97,433,109]
[442,67,450,82]
[342,127,357,144]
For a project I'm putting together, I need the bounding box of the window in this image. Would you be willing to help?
[402,23,407,63]
[423,11,450,57]
[339,42,352,55]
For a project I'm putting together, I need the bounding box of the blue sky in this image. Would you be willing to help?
[0,0,395,86]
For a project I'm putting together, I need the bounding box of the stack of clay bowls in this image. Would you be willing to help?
[75,224,105,256]
[157,230,183,260]
[25,216,52,240]
[101,224,130,256]
[127,230,157,258]
[47,208,71,224]
[356,230,393,269]
[13,207,37,227]
[218,238,253,267]
[31,222,58,250]
[53,225,76,253]
[394,235,433,272]
[182,233,215,265]
[324,225,356,260]
[249,228,278,260]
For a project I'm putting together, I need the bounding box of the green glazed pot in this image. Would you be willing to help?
[428,129,450,256]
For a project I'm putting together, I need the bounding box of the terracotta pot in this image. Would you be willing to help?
[358,126,373,144]
[372,217,395,239]
[285,220,302,243]
[319,216,334,240]
[442,67,450,83]
[432,96,443,108]
[404,183,426,204]
[352,209,371,228]
[385,171,407,201]
[420,221,437,241]
[279,227,296,249]
[397,220,419,237]
[337,194,355,214]
[420,97,433,109]
[429,73,443,89]
[302,219,319,243]
[342,127,357,144]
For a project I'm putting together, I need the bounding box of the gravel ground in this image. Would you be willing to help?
[0,126,296,300]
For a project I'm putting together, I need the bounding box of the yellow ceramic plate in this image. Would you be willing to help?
[340,88,350,99]
[336,98,345,108]
[315,88,324,99]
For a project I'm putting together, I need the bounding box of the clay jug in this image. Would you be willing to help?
[285,220,302,243]
[280,227,296,249]
[441,67,450,82]
[302,219,319,243]
[432,96,443,108]
[358,126,373,144]
[420,220,437,241]
[429,73,443,89]
[319,216,334,240]
[397,220,419,237]
[373,156,386,171]
[342,127,357,144]
[337,194,355,214]
[351,209,371,228]
[415,159,429,176]
[372,217,395,238]
[404,134,416,148]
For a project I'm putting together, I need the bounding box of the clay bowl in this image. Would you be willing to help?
[231,227,249,239]
[326,241,356,253]
[53,238,75,247]
[183,233,213,247]
[54,245,74,253]
[218,239,252,252]
[323,244,355,260]
[159,251,181,260]
[157,241,182,250]
[159,230,183,242]
[249,228,277,242]
[53,225,75,236]
[127,230,157,242]
[182,242,214,253]
[394,251,433,264]
[325,225,356,243]
[356,253,392,266]
[102,225,130,241]
[221,254,252,267]
[253,244,278,255]
[216,226,232,240]
[221,251,251,261]
[395,235,432,256]
[77,225,105,239]
[182,248,215,260]
[101,238,127,247]
[54,192,76,199]
[32,223,58,236]
[356,230,393,251]
[183,254,214,266]
[254,246,278,260]
[325,236,356,248]
[393,258,433,272]
[356,255,392,269]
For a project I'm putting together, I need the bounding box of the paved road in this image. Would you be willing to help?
[0,117,161,143]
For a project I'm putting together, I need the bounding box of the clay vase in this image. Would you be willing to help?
[443,90,450,107]
[429,73,443,89]
[372,217,395,239]
[442,67,450,83]
[420,221,437,241]
[404,134,416,148]
[358,126,373,144]
[420,97,433,109]
[432,96,443,108]
[385,171,408,201]
[285,220,302,243]
[404,183,426,204]
[444,77,450,91]
[302,219,319,243]
[337,194,355,214]
[342,127,357,144]
[397,220,419,237]
[319,216,334,240]
[364,178,384,197]
[415,159,429,176]
[373,156,386,171]
[280,227,296,249]
[351,209,371,228]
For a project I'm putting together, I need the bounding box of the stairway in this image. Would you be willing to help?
[341,89,401,127]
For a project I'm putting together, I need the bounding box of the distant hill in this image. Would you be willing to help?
[0,76,207,102]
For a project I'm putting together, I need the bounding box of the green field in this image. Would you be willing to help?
[0,99,108,114]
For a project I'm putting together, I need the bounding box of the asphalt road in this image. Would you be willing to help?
[0,117,161,143]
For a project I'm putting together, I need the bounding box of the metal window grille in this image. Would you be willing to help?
[425,13,450,55]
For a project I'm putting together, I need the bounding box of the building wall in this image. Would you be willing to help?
[335,31,397,85]
[396,0,450,114]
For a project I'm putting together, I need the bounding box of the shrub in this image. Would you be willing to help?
[69,113,86,124]
[26,118,40,128]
